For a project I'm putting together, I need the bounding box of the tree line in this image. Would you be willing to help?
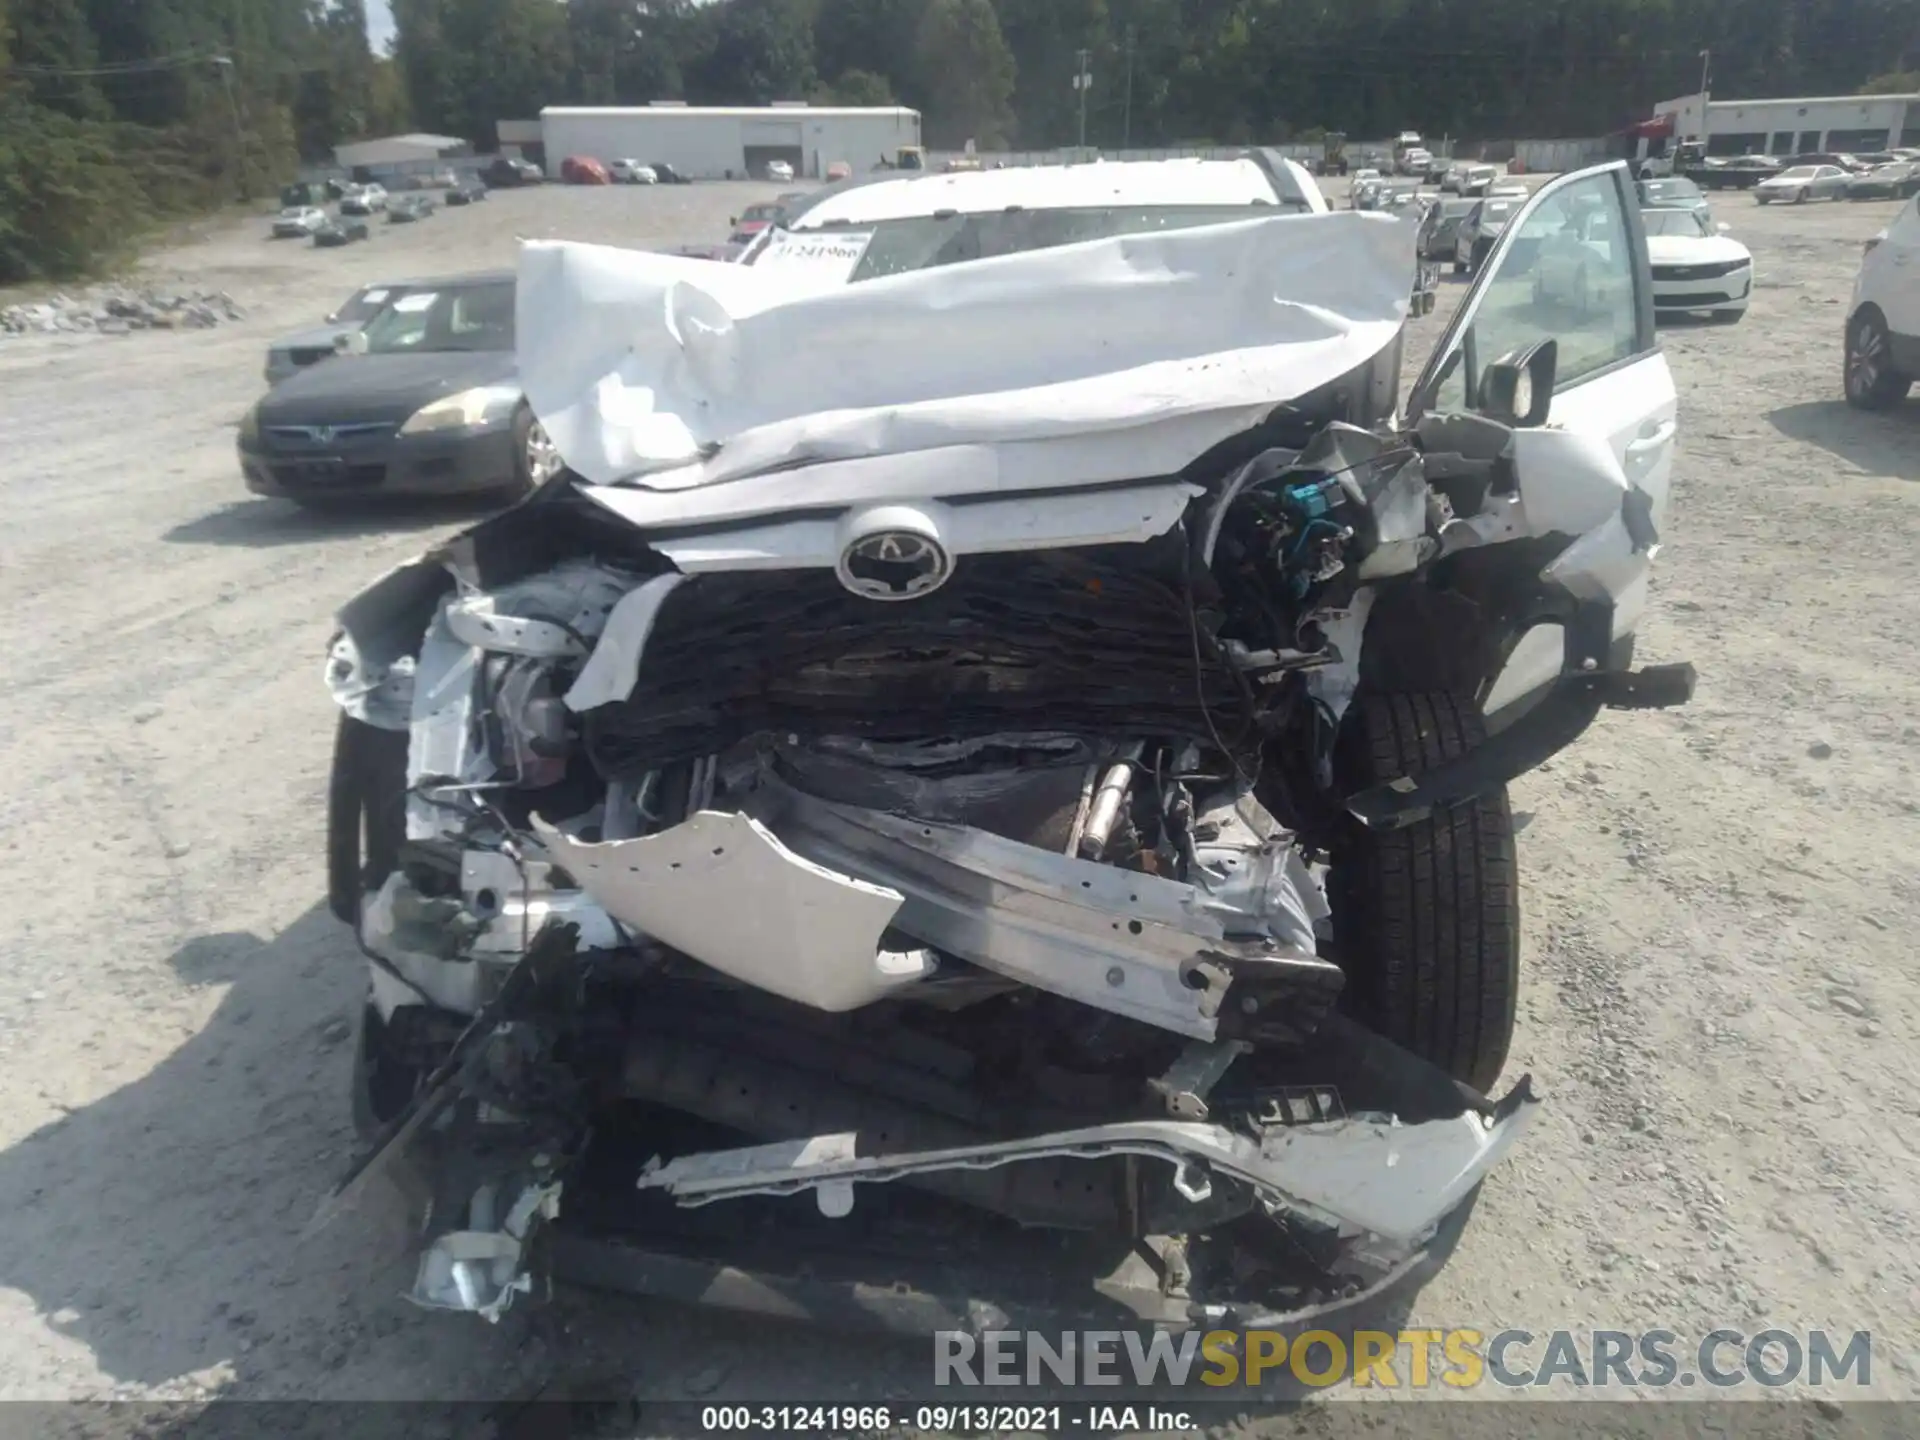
[1,0,400,281]
[393,0,1918,153]
[3,0,1917,282]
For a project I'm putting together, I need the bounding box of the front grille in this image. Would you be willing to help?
[264,421,396,452]
[1652,260,1747,281]
[1656,291,1742,308]
[584,546,1246,778]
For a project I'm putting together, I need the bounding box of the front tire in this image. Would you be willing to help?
[1845,308,1915,410]
[1329,692,1520,1092]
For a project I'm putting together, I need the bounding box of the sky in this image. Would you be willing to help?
[368,0,396,52]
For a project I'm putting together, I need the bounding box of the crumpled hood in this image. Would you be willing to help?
[515,210,1414,495]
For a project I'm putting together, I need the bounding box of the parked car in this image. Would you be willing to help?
[1438,163,1470,194]
[764,158,795,182]
[312,217,370,247]
[1689,154,1782,190]
[388,194,436,223]
[826,160,853,182]
[609,159,658,184]
[561,155,611,185]
[272,205,328,239]
[1423,155,1453,184]
[1421,197,1477,260]
[1351,166,1382,186]
[1844,193,1920,409]
[1350,178,1384,211]
[1453,195,1521,274]
[1487,181,1531,201]
[1782,152,1868,173]
[264,280,421,386]
[1754,164,1850,204]
[239,271,556,508]
[1847,161,1920,201]
[1635,175,1712,223]
[650,161,693,185]
[1460,163,1503,196]
[1639,206,1753,323]
[484,156,545,187]
[445,177,488,206]
[317,158,1690,1334]
[339,183,388,215]
[727,201,788,246]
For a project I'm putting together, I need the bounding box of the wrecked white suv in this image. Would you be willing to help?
[318,159,1691,1329]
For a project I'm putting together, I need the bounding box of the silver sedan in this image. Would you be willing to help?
[1753,164,1850,204]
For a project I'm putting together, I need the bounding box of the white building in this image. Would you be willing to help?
[539,103,922,181]
[1650,90,1920,157]
[333,133,470,171]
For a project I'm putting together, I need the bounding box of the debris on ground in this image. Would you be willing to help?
[2,285,245,337]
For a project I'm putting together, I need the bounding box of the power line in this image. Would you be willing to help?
[3,49,220,78]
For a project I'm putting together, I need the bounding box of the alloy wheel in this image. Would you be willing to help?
[1846,319,1884,399]
[525,419,563,485]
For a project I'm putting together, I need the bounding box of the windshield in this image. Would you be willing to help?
[1777,167,1817,180]
[1641,179,1702,203]
[741,204,784,224]
[333,285,404,323]
[1874,163,1913,177]
[1640,208,1712,237]
[358,282,514,354]
[784,204,1287,283]
[1439,200,1475,218]
[1479,200,1518,224]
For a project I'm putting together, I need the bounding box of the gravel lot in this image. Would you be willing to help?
[0,175,1915,1422]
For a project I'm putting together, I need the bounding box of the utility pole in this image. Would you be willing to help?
[212,55,251,200]
[1697,48,1712,146]
[1122,29,1134,150]
[1073,49,1092,150]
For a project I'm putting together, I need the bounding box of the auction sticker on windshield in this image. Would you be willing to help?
[392,291,437,312]
[752,230,873,282]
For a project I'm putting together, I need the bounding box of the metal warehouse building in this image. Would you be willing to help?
[1650,90,1920,156]
[539,103,922,181]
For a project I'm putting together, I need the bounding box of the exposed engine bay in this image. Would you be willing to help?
[318,407,1691,1330]
[312,199,1693,1330]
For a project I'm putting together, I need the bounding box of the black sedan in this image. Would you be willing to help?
[445,178,488,205]
[237,273,562,508]
[1847,161,1920,200]
[484,156,544,187]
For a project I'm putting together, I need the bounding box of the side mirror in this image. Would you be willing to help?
[1480,340,1557,428]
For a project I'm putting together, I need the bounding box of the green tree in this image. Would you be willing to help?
[816,66,895,104]
[914,0,1015,147]
[686,0,818,102]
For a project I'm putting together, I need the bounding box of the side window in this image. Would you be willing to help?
[1430,169,1648,414]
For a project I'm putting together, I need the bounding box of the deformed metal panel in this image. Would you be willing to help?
[637,1083,1542,1247]
[531,810,931,1011]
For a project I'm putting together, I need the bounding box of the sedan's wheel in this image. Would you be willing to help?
[1793,188,1808,204]
[510,403,564,496]
[1329,692,1519,1093]
[1845,309,1916,410]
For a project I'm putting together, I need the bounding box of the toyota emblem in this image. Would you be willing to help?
[836,530,953,601]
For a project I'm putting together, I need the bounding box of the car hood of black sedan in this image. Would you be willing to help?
[257,350,518,427]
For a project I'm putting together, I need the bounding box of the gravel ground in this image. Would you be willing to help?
[0,175,1915,1425]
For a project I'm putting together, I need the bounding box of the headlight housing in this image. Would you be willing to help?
[398,385,521,436]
